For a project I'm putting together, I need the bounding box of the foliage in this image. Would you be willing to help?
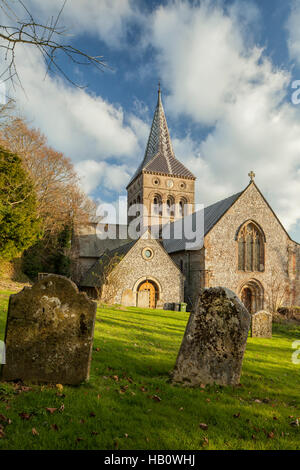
[265,268,290,314]
[0,118,95,237]
[0,147,40,260]
[0,292,299,450]
[22,224,72,280]
[0,116,95,279]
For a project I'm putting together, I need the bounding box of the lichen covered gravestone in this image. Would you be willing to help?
[172,287,251,386]
[251,310,272,338]
[1,275,97,385]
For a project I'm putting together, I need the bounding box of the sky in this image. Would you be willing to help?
[2,0,300,241]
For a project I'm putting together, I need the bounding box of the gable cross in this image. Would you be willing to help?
[248,171,255,182]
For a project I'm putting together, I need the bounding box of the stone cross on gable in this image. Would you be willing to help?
[248,171,255,182]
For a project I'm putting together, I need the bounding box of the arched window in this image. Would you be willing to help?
[152,194,162,216]
[166,196,175,216]
[237,222,265,272]
[178,198,187,216]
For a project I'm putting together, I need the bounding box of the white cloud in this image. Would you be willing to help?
[145,0,300,234]
[4,45,141,196]
[2,0,300,240]
[26,0,138,48]
[286,0,300,67]
[75,160,130,195]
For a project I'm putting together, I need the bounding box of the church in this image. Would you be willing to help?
[73,88,300,313]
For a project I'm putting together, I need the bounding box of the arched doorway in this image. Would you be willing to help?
[137,280,159,308]
[240,280,264,314]
[241,287,252,313]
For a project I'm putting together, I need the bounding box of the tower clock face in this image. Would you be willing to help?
[166,179,174,188]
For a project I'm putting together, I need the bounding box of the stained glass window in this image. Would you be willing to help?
[238,222,264,272]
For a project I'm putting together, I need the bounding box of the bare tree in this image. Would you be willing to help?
[265,268,290,314]
[0,117,95,237]
[93,253,125,303]
[0,0,106,89]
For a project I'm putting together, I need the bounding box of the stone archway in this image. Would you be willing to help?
[240,280,264,314]
[137,279,159,308]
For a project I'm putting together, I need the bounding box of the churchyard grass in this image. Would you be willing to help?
[0,290,299,450]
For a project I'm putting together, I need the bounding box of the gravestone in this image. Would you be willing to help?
[121,289,136,307]
[1,275,97,385]
[251,310,272,338]
[172,287,251,386]
[137,291,149,308]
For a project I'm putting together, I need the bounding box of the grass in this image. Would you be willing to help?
[0,290,300,450]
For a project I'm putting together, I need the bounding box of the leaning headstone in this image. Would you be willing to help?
[172,287,251,386]
[1,275,97,385]
[251,310,272,338]
[121,289,136,307]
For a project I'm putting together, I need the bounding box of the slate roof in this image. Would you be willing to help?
[163,191,243,253]
[78,224,131,258]
[127,90,195,187]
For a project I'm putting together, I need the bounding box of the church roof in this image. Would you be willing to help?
[163,191,243,253]
[80,240,136,287]
[127,89,195,187]
[77,223,131,258]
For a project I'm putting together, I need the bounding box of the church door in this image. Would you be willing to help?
[138,281,157,308]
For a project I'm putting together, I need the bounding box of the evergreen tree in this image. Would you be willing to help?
[0,147,40,260]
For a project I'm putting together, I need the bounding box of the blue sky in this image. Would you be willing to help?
[2,0,300,241]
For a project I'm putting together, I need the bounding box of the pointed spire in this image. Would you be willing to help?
[127,87,195,187]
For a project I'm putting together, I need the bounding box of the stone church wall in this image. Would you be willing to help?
[103,237,184,308]
[292,243,300,306]
[170,249,206,307]
[202,183,293,311]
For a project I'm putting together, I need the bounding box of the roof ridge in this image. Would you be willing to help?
[126,89,195,187]
[204,190,243,210]
[163,190,244,254]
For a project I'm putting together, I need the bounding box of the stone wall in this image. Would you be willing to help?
[182,183,295,310]
[71,222,131,285]
[293,243,300,305]
[127,173,195,227]
[102,236,184,307]
[171,249,205,307]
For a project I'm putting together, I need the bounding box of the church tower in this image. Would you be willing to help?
[126,87,196,228]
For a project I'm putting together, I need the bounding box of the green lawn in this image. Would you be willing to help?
[0,290,300,450]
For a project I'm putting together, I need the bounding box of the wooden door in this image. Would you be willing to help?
[138,281,156,308]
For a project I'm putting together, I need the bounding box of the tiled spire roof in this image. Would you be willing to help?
[127,88,195,187]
